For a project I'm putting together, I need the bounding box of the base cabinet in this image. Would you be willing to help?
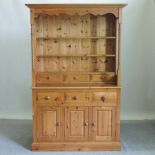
[36,107,116,142]
[33,89,120,150]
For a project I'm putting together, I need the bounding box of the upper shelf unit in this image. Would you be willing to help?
[34,12,117,76]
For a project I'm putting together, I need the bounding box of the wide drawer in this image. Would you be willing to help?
[92,91,117,105]
[64,92,89,102]
[37,92,64,103]
[36,73,63,83]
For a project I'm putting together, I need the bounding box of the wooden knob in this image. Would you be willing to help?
[101,96,105,102]
[44,96,51,100]
[92,122,95,126]
[54,97,59,101]
[46,76,51,80]
[73,76,76,80]
[56,122,60,126]
[100,76,105,80]
[83,122,88,126]
[72,96,78,100]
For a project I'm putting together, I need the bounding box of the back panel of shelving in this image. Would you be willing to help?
[35,14,116,73]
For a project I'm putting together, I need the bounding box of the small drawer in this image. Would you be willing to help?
[92,91,117,105]
[37,92,64,103]
[36,73,63,83]
[64,74,89,82]
[64,92,89,102]
[90,73,115,82]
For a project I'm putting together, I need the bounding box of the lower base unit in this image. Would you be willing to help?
[32,142,121,151]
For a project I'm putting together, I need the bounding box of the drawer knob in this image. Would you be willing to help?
[72,96,78,100]
[46,76,51,80]
[44,96,51,100]
[73,76,76,80]
[101,96,105,102]
[100,76,105,80]
[54,97,59,101]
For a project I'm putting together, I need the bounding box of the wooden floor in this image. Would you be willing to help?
[0,119,155,154]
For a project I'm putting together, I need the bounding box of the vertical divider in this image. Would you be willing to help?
[39,16,44,72]
[116,18,119,84]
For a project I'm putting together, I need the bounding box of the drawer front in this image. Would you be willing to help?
[90,73,115,82]
[64,74,89,82]
[64,92,89,102]
[36,73,63,83]
[37,92,64,103]
[92,91,117,105]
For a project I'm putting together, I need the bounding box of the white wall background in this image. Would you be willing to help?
[0,0,155,120]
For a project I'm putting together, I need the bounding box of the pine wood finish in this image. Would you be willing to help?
[26,4,126,151]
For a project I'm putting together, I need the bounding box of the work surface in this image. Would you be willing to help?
[0,119,155,155]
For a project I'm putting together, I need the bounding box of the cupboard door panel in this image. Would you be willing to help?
[65,107,89,141]
[36,106,64,142]
[92,107,115,141]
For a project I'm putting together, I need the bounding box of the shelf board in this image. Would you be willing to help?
[36,36,116,40]
[36,82,115,84]
[37,71,115,74]
[36,54,116,57]
[32,86,121,89]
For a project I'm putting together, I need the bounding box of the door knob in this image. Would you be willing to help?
[83,122,88,126]
[92,122,95,126]
[56,122,60,126]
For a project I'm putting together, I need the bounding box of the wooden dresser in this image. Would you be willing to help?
[26,4,126,151]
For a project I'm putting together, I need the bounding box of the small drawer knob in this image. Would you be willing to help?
[100,76,105,80]
[72,96,78,100]
[44,96,51,100]
[101,96,105,102]
[54,97,59,101]
[73,76,76,80]
[46,76,51,80]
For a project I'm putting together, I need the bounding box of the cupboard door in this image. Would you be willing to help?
[36,106,64,142]
[65,107,89,141]
[92,107,115,141]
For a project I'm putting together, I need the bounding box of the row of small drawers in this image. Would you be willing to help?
[36,73,116,83]
[36,90,118,106]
